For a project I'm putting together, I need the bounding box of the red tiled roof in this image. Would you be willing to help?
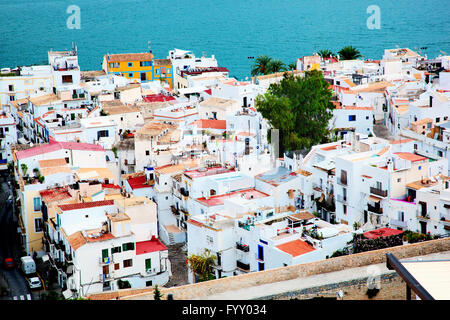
[16,139,104,160]
[58,200,114,212]
[192,119,226,130]
[276,239,315,257]
[143,94,176,103]
[395,152,428,162]
[136,237,167,255]
[363,228,404,239]
[40,187,72,203]
[127,175,153,190]
[102,184,122,189]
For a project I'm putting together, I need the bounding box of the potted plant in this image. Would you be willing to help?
[402,234,408,245]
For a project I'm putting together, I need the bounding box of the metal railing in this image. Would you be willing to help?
[370,187,388,197]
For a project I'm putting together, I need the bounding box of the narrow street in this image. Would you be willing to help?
[164,243,188,288]
[0,175,32,300]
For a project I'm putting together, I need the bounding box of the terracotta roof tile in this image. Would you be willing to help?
[58,200,114,212]
[276,239,315,257]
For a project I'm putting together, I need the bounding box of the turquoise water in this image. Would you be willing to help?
[1,0,449,79]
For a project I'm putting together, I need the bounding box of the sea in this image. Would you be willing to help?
[0,0,449,79]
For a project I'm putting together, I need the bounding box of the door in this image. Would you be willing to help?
[420,221,427,234]
[258,262,264,271]
[141,72,147,81]
[257,245,264,261]
[243,96,248,108]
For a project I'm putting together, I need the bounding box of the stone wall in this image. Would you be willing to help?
[262,273,406,300]
[88,238,450,300]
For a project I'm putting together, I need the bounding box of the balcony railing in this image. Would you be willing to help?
[370,187,388,198]
[368,204,383,214]
[236,260,250,271]
[390,219,407,228]
[236,242,250,252]
[336,195,347,203]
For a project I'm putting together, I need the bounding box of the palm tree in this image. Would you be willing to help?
[287,61,297,70]
[268,59,286,74]
[318,49,334,58]
[185,249,217,282]
[251,55,273,76]
[338,46,362,60]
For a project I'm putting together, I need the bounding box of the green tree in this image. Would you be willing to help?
[268,59,286,73]
[153,285,163,300]
[251,55,273,76]
[255,70,335,154]
[318,49,334,58]
[185,249,217,282]
[287,61,297,70]
[338,46,362,60]
[21,163,28,176]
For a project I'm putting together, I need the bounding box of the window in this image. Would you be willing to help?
[123,259,133,268]
[140,61,151,67]
[34,218,43,232]
[97,130,109,139]
[166,68,171,75]
[343,204,347,215]
[160,67,166,74]
[140,72,146,81]
[8,85,14,91]
[145,258,151,271]
[9,95,15,101]
[436,117,440,123]
[5,127,8,132]
[33,197,41,211]
[128,73,133,78]
[366,116,369,120]
[128,62,133,67]
[146,280,153,286]
[102,249,109,261]
[398,211,404,222]
[349,115,356,121]
[112,246,121,254]
[155,69,160,75]
[146,150,150,156]
[114,263,120,270]
[122,242,135,251]
[62,75,73,84]
[397,178,401,183]
[109,63,119,68]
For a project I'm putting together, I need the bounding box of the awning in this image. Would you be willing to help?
[368,195,382,203]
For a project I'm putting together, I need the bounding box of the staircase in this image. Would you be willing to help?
[168,233,175,245]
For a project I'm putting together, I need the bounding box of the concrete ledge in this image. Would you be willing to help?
[88,238,450,300]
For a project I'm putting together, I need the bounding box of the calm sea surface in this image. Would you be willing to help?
[0,0,449,79]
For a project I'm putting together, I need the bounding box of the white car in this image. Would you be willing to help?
[27,277,41,289]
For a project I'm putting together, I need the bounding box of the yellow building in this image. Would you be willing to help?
[102,53,173,88]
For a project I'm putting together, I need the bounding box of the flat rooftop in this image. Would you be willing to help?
[196,188,269,207]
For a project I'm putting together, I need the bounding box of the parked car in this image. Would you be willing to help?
[26,277,42,290]
[3,258,14,270]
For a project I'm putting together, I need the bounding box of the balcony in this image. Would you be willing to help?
[236,242,250,252]
[368,204,383,214]
[236,260,250,272]
[390,219,407,228]
[370,187,388,198]
[417,214,430,222]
